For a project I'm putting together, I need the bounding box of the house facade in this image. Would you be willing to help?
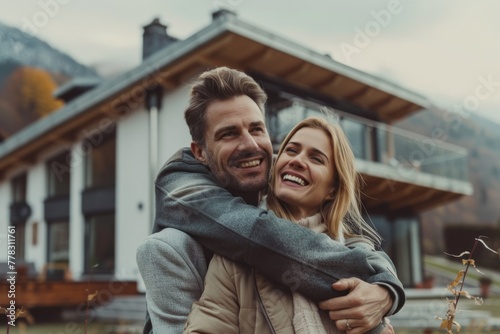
[0,9,472,295]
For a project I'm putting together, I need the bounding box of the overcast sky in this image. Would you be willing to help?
[1,0,499,124]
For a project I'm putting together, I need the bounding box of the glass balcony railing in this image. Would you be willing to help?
[266,100,469,182]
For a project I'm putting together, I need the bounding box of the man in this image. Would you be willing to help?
[136,67,403,334]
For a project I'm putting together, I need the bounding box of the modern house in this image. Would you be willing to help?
[0,9,473,310]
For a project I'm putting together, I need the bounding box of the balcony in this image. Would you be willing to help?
[267,101,473,213]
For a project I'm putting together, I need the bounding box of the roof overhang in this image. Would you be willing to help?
[0,13,431,179]
[357,160,473,213]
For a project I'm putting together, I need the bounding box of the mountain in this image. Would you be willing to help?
[0,21,98,79]
[0,21,99,139]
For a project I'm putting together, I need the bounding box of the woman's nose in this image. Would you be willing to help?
[289,154,306,169]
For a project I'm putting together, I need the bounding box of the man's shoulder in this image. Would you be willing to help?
[160,147,199,172]
[165,147,195,164]
[156,147,210,182]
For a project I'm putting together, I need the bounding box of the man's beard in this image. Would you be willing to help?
[205,149,270,194]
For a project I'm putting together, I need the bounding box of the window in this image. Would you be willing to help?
[85,133,116,189]
[82,131,116,275]
[45,152,71,266]
[47,152,70,197]
[267,100,325,151]
[85,213,115,274]
[341,118,366,159]
[368,214,422,287]
[47,221,69,264]
[10,173,27,261]
[11,173,27,203]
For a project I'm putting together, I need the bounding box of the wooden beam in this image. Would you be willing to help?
[317,75,344,91]
[196,55,243,71]
[280,62,311,79]
[369,95,394,110]
[390,188,437,211]
[383,101,415,118]
[196,33,236,60]
[344,86,371,101]
[379,183,417,202]
[361,177,392,198]
[412,192,461,212]
[313,73,340,90]
[239,46,271,65]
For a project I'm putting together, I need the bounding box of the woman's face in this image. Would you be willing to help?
[273,127,335,219]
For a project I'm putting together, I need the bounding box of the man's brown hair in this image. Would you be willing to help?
[184,67,267,145]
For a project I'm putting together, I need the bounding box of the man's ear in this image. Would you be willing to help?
[190,141,207,164]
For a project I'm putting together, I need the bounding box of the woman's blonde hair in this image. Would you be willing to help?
[266,116,381,245]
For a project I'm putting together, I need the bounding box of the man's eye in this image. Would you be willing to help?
[285,147,297,154]
[252,127,265,133]
[221,132,236,138]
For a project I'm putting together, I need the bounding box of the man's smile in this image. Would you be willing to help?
[238,159,263,168]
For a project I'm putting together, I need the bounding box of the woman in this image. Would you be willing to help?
[184,116,394,334]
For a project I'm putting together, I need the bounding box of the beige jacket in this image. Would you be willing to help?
[184,254,297,333]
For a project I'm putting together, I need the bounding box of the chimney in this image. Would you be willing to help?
[142,18,178,60]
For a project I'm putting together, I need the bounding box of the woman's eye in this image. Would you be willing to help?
[312,156,323,163]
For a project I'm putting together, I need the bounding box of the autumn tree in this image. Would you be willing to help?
[3,66,64,120]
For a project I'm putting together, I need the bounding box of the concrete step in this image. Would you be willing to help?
[95,295,147,322]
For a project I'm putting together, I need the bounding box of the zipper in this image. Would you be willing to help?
[253,269,277,334]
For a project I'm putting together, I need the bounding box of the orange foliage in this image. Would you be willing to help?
[4,66,64,119]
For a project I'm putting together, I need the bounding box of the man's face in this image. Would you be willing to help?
[191,95,273,194]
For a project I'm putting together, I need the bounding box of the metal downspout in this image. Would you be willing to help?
[147,88,161,232]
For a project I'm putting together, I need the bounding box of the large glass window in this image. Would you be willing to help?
[85,213,115,274]
[47,152,70,197]
[340,118,365,159]
[267,100,325,151]
[368,213,422,287]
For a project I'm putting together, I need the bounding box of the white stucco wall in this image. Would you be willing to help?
[157,86,192,167]
[114,86,192,283]
[24,163,46,272]
[0,181,9,262]
[69,142,85,279]
[115,107,150,281]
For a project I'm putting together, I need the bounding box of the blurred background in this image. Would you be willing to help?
[0,0,499,333]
